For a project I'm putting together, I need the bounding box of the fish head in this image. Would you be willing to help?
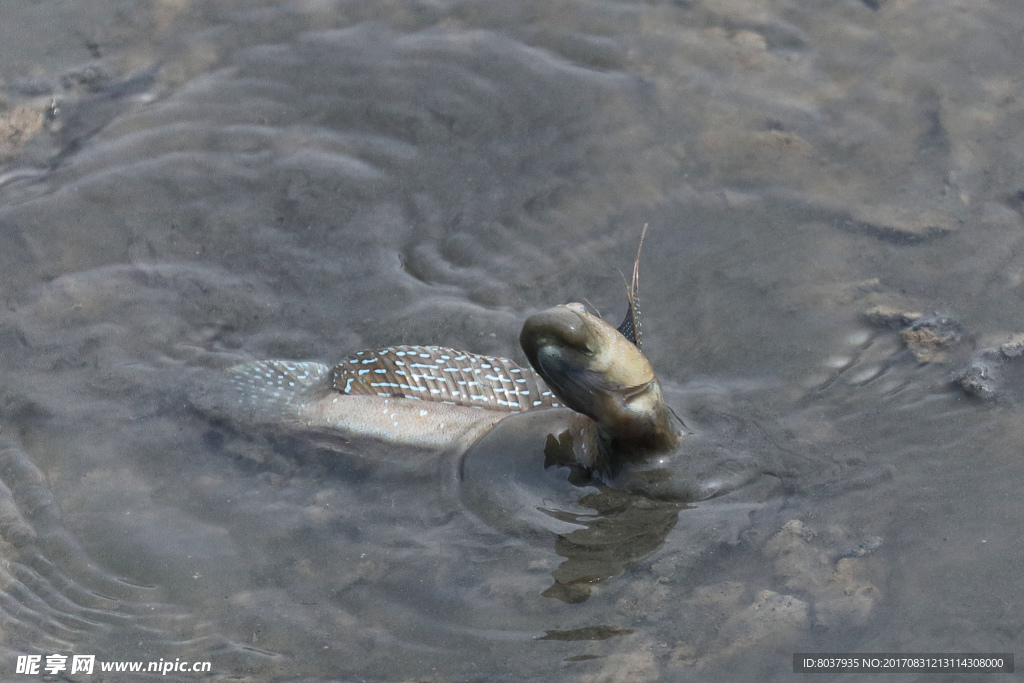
[520,302,679,456]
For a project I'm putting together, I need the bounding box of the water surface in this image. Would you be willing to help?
[1,0,1022,680]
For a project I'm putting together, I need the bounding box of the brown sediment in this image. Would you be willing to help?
[0,100,47,161]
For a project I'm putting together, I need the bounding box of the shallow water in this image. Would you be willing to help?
[1,0,1023,680]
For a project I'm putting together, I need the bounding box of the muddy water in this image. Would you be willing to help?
[0,0,1022,680]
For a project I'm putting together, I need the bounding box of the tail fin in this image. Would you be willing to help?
[191,360,331,427]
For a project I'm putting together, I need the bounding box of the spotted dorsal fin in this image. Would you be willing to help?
[330,345,561,412]
[616,224,647,349]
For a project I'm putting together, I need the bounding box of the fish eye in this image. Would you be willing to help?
[557,337,594,357]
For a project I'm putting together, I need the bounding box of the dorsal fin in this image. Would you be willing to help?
[616,224,647,349]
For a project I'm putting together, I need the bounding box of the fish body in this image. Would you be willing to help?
[207,227,680,468]
[222,345,562,449]
[521,302,678,468]
[326,345,560,411]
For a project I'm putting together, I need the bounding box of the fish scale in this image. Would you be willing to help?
[229,360,331,407]
[330,345,560,412]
